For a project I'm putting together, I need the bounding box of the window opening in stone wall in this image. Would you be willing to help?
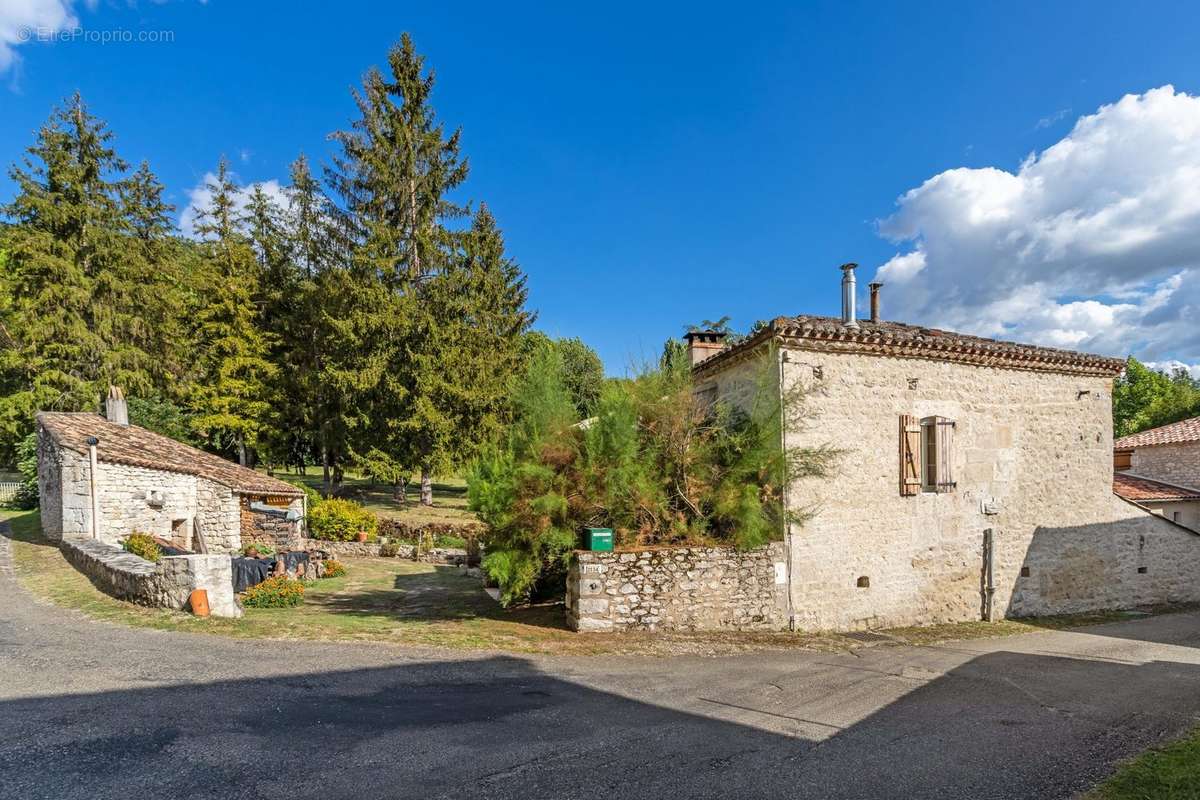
[1020,566,1031,577]
[856,576,870,588]
[920,416,956,493]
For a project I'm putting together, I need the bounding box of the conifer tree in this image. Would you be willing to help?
[396,204,533,503]
[327,33,475,503]
[188,157,276,466]
[0,94,174,459]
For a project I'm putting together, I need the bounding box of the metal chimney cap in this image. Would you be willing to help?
[86,436,99,446]
[840,262,859,272]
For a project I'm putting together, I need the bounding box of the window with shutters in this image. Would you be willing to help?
[920,416,956,493]
[900,414,955,496]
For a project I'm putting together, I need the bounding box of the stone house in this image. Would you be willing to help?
[685,265,1200,632]
[1113,416,1200,531]
[36,393,305,554]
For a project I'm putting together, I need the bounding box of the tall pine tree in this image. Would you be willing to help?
[0,94,180,460]
[188,157,276,466]
[327,33,474,503]
[395,204,533,502]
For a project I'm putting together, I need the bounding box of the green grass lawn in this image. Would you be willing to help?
[268,468,478,530]
[1085,727,1200,799]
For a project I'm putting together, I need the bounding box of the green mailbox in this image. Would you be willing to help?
[583,527,613,552]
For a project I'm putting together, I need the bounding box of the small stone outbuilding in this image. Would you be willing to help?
[37,400,305,554]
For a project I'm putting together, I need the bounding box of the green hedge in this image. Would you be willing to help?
[307,498,377,542]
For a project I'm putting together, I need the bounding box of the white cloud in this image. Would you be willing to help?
[0,0,79,73]
[875,85,1200,366]
[1145,361,1200,381]
[1035,107,1072,129]
[179,171,290,239]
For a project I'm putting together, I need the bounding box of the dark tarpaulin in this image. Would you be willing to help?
[230,552,311,593]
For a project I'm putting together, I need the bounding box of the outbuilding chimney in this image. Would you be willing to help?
[840,263,860,328]
[105,386,129,426]
[868,281,882,324]
[684,330,728,366]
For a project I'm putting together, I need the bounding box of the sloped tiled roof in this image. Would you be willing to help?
[1113,472,1200,503]
[695,316,1126,378]
[1114,416,1200,450]
[37,412,303,497]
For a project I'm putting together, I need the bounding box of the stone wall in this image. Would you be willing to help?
[1130,443,1200,490]
[697,348,1200,632]
[36,426,68,541]
[295,538,468,564]
[93,461,199,546]
[240,497,304,550]
[1008,498,1200,615]
[195,479,240,553]
[60,536,241,617]
[566,543,787,632]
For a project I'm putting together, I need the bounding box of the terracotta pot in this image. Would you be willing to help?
[189,588,210,617]
[356,531,368,543]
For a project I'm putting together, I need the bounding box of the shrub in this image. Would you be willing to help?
[307,498,377,541]
[468,344,839,606]
[379,540,404,558]
[241,543,274,558]
[240,576,305,608]
[323,559,347,578]
[4,433,39,510]
[122,532,161,563]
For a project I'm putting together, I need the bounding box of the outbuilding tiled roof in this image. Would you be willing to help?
[37,412,303,497]
[1114,416,1200,450]
[695,316,1126,378]
[1113,472,1200,502]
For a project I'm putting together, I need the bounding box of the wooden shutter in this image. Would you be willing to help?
[899,414,921,496]
[934,416,956,493]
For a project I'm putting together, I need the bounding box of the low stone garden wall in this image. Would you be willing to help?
[296,538,469,564]
[566,543,788,632]
[60,537,241,617]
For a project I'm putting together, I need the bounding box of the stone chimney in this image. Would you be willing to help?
[105,386,129,426]
[840,263,860,328]
[684,330,728,366]
[868,281,883,324]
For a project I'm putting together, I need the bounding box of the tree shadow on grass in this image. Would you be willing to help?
[310,564,570,630]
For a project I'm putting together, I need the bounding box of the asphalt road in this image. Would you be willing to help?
[3,526,1200,800]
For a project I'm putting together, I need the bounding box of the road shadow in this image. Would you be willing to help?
[2,646,1200,799]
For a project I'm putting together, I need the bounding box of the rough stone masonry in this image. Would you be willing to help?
[567,543,787,632]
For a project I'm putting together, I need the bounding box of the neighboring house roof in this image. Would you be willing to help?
[1114,416,1200,450]
[37,412,303,497]
[694,316,1126,378]
[1113,472,1200,503]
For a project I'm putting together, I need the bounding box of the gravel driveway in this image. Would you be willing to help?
[3,522,1200,799]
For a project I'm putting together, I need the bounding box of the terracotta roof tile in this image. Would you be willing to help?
[1113,472,1200,502]
[1114,416,1200,450]
[695,316,1126,378]
[37,412,303,497]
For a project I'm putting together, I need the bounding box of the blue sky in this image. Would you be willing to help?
[3,1,1200,374]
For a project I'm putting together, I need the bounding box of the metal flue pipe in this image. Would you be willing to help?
[840,263,860,328]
